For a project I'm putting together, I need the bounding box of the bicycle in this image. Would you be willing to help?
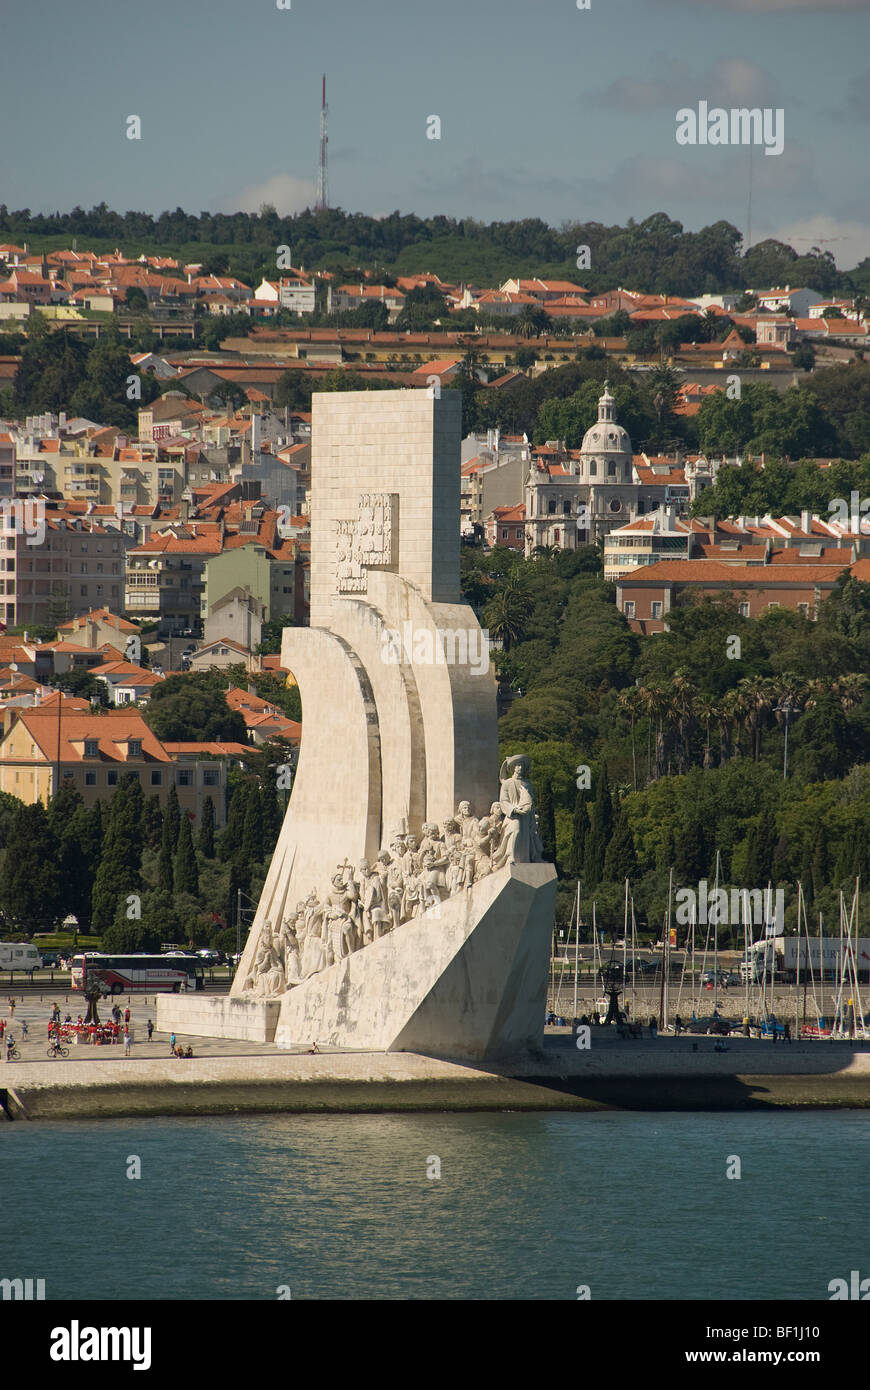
[46,1041,69,1059]
[5,1041,20,1060]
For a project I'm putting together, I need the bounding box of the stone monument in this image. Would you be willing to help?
[158,389,557,1060]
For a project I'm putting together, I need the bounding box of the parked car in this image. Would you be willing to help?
[198,949,222,965]
[700,969,732,987]
[40,951,61,969]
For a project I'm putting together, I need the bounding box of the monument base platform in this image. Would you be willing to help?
[275,861,556,1060]
[156,994,279,1043]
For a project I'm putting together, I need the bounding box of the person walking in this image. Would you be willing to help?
[20,1019,27,1040]
[124,1007,130,1026]
[783,1021,791,1044]
[146,1019,154,1042]
[8,997,14,1017]
[169,1032,177,1056]
[0,1018,5,1041]
[124,1027,132,1057]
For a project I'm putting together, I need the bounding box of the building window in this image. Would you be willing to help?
[128,739,142,757]
[563,502,571,516]
[107,770,118,786]
[624,601,635,618]
[177,769,193,786]
[85,771,97,786]
[501,528,508,540]
[84,739,98,758]
[589,461,597,476]
[651,601,663,619]
[202,769,219,786]
[80,585,88,596]
[738,601,750,618]
[151,770,162,785]
[798,602,810,618]
[548,500,557,515]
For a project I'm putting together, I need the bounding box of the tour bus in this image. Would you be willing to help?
[70,953,205,995]
[0,942,42,972]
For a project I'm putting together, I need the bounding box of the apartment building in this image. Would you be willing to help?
[0,705,235,824]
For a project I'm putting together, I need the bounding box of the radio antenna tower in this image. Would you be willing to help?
[316,74,329,211]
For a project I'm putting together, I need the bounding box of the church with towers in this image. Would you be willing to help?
[523,382,641,555]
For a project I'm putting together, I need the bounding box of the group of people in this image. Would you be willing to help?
[168,1033,194,1058]
[244,757,545,999]
[245,797,518,998]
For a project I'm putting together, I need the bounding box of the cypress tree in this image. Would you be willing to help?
[143,794,164,852]
[197,794,216,857]
[565,788,588,880]
[91,783,142,933]
[603,809,637,883]
[122,772,145,839]
[261,777,282,856]
[158,809,175,891]
[242,785,265,862]
[219,782,248,861]
[0,802,61,928]
[674,806,708,883]
[583,765,613,890]
[174,814,199,895]
[164,783,181,850]
[535,776,557,868]
[811,826,830,900]
[744,808,776,886]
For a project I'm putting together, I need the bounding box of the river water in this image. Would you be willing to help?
[3,1111,866,1300]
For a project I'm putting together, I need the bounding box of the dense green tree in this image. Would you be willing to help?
[158,810,175,892]
[143,795,163,853]
[164,784,181,852]
[198,795,216,857]
[603,809,637,883]
[220,782,249,862]
[535,776,557,867]
[242,785,265,863]
[91,782,143,933]
[174,814,200,896]
[0,802,61,928]
[565,788,588,880]
[143,672,248,743]
[261,778,282,856]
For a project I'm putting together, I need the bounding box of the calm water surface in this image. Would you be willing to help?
[2,1111,865,1300]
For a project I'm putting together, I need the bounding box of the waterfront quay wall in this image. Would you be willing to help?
[4,1035,870,1120]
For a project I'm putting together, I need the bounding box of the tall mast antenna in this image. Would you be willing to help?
[316,74,329,211]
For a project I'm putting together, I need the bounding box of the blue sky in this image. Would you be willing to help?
[2,0,869,266]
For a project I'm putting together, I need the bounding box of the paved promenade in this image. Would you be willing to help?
[3,996,870,1120]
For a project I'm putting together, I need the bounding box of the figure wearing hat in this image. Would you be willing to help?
[492,754,543,868]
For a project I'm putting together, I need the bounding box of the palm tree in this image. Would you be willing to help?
[669,673,698,774]
[482,586,531,653]
[737,675,776,761]
[531,544,560,562]
[641,682,672,781]
[617,687,645,791]
[693,692,719,769]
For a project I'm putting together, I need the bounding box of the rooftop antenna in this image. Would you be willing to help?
[316,74,329,212]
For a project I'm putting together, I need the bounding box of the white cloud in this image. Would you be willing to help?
[770,214,870,269]
[216,174,317,216]
[597,54,778,108]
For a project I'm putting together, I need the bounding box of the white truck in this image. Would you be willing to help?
[741,936,870,983]
[0,941,42,972]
